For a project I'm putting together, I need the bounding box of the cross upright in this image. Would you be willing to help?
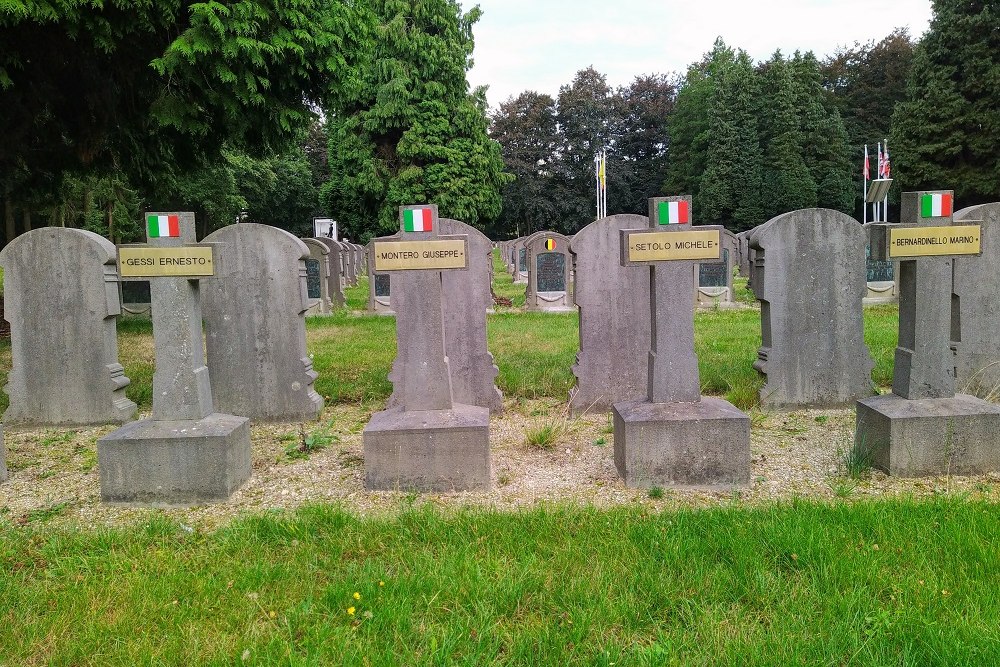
[871,191,984,399]
[382,204,469,412]
[621,196,724,403]
[127,211,216,420]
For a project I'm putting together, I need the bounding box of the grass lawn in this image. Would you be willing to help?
[8,251,996,667]
[3,499,1000,665]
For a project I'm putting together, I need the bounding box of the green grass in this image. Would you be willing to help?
[3,499,1000,665]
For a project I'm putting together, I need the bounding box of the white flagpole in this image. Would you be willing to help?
[863,144,868,225]
[882,138,889,223]
[594,155,600,221]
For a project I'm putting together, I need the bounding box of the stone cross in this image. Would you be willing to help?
[127,212,216,420]
[379,205,469,412]
[620,196,724,404]
[870,190,984,399]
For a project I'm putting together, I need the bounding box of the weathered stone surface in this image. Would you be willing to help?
[303,238,332,315]
[613,397,750,489]
[367,239,394,314]
[613,196,750,488]
[525,231,574,311]
[863,227,898,304]
[313,237,346,309]
[0,227,137,426]
[344,242,358,286]
[735,230,752,277]
[387,218,502,412]
[513,238,528,283]
[202,223,323,422]
[749,209,875,408]
[363,404,490,491]
[0,426,7,484]
[98,413,251,505]
[953,202,1000,393]
[568,214,651,415]
[857,393,1000,476]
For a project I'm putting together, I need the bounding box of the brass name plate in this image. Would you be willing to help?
[888,225,981,258]
[373,239,468,271]
[626,230,721,262]
[119,246,215,277]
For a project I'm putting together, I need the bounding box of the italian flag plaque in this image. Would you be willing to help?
[657,200,690,225]
[403,207,434,232]
[147,214,180,238]
[921,193,953,218]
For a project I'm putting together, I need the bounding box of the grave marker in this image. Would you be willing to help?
[525,231,573,311]
[857,190,1000,476]
[98,212,251,505]
[613,196,750,488]
[303,238,332,315]
[367,240,394,314]
[313,236,346,309]
[0,228,138,426]
[363,205,490,490]
[953,202,1000,393]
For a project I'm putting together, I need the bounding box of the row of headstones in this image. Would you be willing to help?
[2,195,998,499]
[367,194,1000,491]
[303,238,367,314]
[498,228,740,310]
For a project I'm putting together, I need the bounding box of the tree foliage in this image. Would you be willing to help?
[891,0,1000,205]
[321,0,510,241]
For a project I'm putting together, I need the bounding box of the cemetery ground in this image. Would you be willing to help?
[2,253,1000,663]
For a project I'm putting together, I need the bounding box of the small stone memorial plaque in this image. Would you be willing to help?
[374,273,391,297]
[699,248,729,287]
[865,245,894,282]
[518,248,527,272]
[305,258,322,299]
[121,280,151,304]
[536,252,566,292]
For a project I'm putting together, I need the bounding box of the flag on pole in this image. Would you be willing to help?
[403,207,433,232]
[599,154,606,188]
[921,193,953,218]
[863,145,870,181]
[883,143,891,178]
[657,200,690,225]
[147,214,180,238]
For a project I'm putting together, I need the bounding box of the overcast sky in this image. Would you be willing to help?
[465,0,933,109]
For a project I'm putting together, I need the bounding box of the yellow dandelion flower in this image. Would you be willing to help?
[347,606,356,615]
[353,592,361,601]
[379,581,385,587]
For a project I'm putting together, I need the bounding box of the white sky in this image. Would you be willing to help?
[465,0,933,109]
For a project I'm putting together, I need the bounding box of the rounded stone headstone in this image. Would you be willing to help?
[525,231,574,311]
[313,237,346,309]
[303,238,332,315]
[202,223,323,422]
[0,228,137,426]
[749,208,875,408]
[568,214,651,415]
[953,202,1000,393]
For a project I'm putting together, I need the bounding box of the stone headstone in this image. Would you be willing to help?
[344,242,359,286]
[364,205,490,490]
[736,230,752,278]
[313,237,346,309]
[120,280,152,316]
[0,228,137,426]
[749,208,875,408]
[857,190,1000,476]
[515,243,528,283]
[614,196,750,488]
[863,225,899,304]
[953,202,1000,393]
[388,218,502,412]
[569,214,651,415]
[98,211,251,505]
[696,229,737,307]
[303,238,332,315]
[367,240,394,314]
[525,231,573,311]
[202,223,323,422]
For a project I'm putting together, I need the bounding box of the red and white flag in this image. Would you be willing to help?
[863,145,870,181]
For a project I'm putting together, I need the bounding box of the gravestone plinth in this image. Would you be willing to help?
[857,191,1000,476]
[363,205,490,491]
[98,212,251,505]
[613,197,750,488]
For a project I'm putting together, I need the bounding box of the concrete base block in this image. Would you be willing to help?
[363,404,490,491]
[613,397,750,489]
[98,413,251,506]
[856,393,1000,477]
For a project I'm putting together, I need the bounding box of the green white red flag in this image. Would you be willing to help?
[658,200,690,225]
[403,207,433,232]
[147,214,180,238]
[921,193,953,218]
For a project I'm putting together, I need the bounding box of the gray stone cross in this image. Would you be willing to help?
[620,196,724,403]
[378,205,469,412]
[869,191,984,399]
[126,212,216,420]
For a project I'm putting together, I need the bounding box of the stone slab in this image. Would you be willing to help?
[363,404,490,491]
[98,413,251,505]
[0,425,7,484]
[856,393,1000,477]
[613,397,750,489]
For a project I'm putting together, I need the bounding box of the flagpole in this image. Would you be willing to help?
[882,138,889,223]
[594,156,600,221]
[863,144,868,224]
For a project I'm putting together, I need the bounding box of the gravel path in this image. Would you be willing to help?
[2,399,998,530]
